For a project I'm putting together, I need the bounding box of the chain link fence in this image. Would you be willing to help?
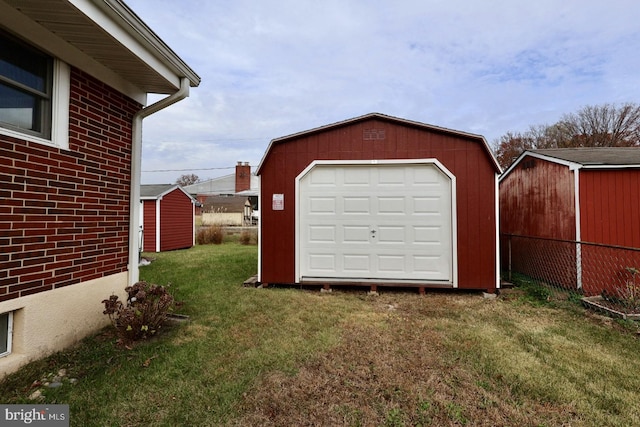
[500,234,640,313]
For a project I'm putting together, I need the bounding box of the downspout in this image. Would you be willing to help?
[128,77,190,285]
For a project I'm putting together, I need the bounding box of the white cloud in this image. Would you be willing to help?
[126,0,640,183]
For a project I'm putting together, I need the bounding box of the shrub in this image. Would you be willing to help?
[102,281,175,344]
[604,267,640,310]
[239,230,253,245]
[196,224,224,245]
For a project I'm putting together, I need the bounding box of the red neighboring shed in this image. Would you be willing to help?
[256,113,501,293]
[140,185,197,252]
[500,148,640,295]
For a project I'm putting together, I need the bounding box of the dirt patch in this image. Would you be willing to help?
[230,292,581,426]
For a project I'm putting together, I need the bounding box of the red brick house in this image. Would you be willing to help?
[140,184,197,252]
[0,0,199,376]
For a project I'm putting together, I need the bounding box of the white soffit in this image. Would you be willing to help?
[0,0,199,102]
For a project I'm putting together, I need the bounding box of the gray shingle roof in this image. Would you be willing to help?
[140,184,176,198]
[530,147,640,165]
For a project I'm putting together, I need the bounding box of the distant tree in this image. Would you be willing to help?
[557,103,640,148]
[175,174,200,186]
[494,103,640,169]
[494,131,533,170]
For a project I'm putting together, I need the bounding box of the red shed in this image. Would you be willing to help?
[500,148,640,295]
[140,185,197,252]
[256,113,501,293]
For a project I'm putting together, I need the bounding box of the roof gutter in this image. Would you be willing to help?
[128,77,190,285]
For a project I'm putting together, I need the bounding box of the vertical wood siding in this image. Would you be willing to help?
[580,169,640,295]
[580,169,640,248]
[499,158,576,240]
[499,157,577,288]
[259,118,498,290]
[142,200,157,252]
[0,68,139,302]
[159,189,194,251]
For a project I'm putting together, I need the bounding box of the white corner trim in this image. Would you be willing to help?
[155,199,161,253]
[574,168,583,289]
[495,172,501,289]
[257,175,263,283]
[52,59,70,150]
[294,158,458,287]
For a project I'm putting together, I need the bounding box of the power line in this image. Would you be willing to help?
[142,166,240,173]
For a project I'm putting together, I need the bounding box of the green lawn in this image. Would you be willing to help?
[1,243,640,426]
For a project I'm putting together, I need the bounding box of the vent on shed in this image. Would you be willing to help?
[522,159,536,170]
[363,128,385,140]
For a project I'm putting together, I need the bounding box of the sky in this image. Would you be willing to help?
[124,0,640,184]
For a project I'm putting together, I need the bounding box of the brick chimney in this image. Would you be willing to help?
[235,161,251,192]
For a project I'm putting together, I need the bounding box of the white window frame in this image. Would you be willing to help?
[0,32,70,150]
[0,311,13,358]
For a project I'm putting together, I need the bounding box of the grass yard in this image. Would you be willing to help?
[2,243,640,426]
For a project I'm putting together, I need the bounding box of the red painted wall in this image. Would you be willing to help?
[258,117,498,291]
[499,157,576,239]
[499,156,577,288]
[580,169,640,248]
[159,189,194,251]
[142,200,157,252]
[579,169,640,295]
[0,68,139,302]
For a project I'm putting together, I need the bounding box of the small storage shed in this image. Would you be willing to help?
[256,113,501,293]
[140,184,197,252]
[499,148,640,295]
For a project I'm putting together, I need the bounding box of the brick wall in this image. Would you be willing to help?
[0,68,141,302]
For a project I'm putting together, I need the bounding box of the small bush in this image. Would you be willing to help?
[197,224,224,245]
[102,281,175,345]
[239,230,254,245]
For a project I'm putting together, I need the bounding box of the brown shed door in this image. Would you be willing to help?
[298,162,454,283]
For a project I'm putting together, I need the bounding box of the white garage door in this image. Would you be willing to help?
[298,161,454,283]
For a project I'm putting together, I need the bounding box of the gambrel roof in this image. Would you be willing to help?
[257,112,501,175]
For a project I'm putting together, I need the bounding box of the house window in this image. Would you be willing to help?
[0,311,12,358]
[0,29,70,149]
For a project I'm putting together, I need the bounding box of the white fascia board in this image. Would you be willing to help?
[68,0,181,89]
[140,187,198,204]
[581,164,640,169]
[0,1,147,104]
[500,151,583,182]
[70,0,199,89]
